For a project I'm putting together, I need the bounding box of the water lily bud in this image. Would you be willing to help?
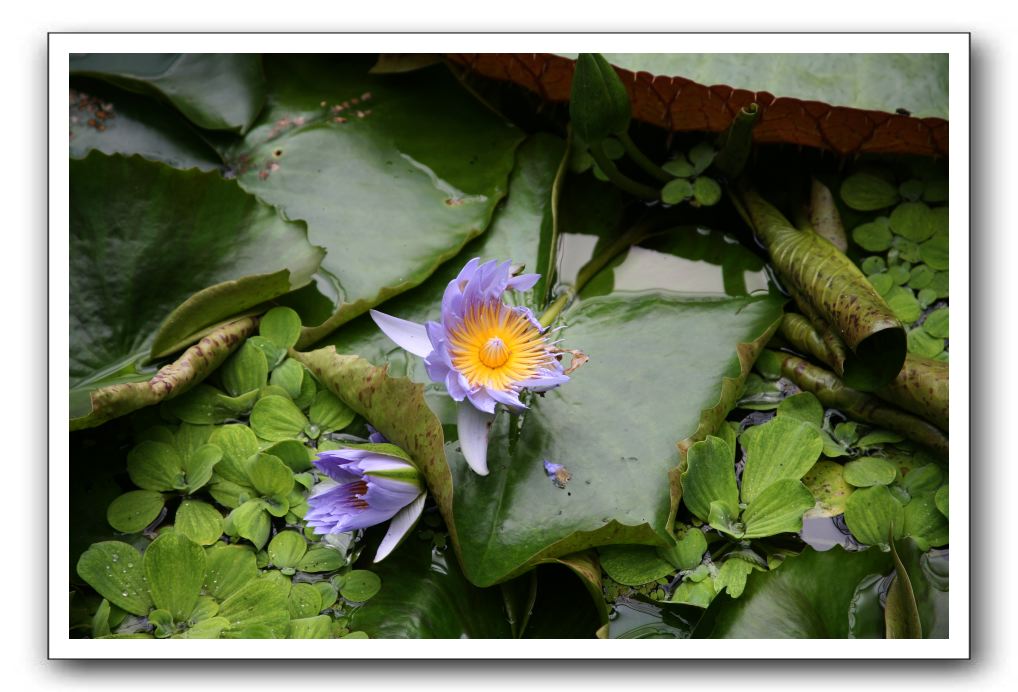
[569,53,631,145]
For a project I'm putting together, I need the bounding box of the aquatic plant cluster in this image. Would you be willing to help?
[68,52,950,639]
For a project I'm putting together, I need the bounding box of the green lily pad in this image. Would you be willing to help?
[107,490,165,534]
[340,570,382,603]
[249,396,309,442]
[221,55,524,345]
[890,201,935,242]
[204,544,259,601]
[144,532,207,622]
[300,292,782,587]
[930,271,950,299]
[844,485,905,546]
[680,436,739,524]
[347,532,512,638]
[69,152,322,425]
[801,460,853,517]
[598,545,676,586]
[69,79,223,170]
[852,218,894,251]
[841,174,899,211]
[76,541,152,616]
[313,582,339,610]
[843,457,898,487]
[693,546,893,638]
[740,416,824,504]
[175,500,224,546]
[741,479,815,538]
[70,53,266,133]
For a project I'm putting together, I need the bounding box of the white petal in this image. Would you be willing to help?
[458,404,495,476]
[369,310,433,358]
[373,492,427,562]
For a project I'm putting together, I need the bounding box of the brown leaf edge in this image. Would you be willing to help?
[447,53,948,158]
[70,316,258,431]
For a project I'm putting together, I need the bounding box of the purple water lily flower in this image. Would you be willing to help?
[306,446,426,562]
[370,258,569,476]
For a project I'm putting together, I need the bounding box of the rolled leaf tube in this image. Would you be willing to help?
[740,187,906,391]
[773,351,947,458]
[713,103,759,180]
[778,314,948,431]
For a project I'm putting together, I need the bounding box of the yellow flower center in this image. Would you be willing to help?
[448,300,551,391]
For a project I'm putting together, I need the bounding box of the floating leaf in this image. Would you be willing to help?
[908,264,935,290]
[144,532,207,622]
[740,417,823,504]
[70,53,267,132]
[288,583,323,619]
[127,441,184,492]
[890,201,935,242]
[260,307,303,349]
[920,233,949,271]
[220,342,269,397]
[249,396,309,442]
[299,291,782,587]
[842,174,899,211]
[844,485,904,546]
[598,545,676,586]
[340,570,383,603]
[221,55,524,345]
[935,485,949,518]
[268,531,307,572]
[852,219,894,251]
[297,547,345,573]
[204,544,258,601]
[107,490,165,533]
[218,576,290,638]
[802,460,853,517]
[175,500,224,546]
[693,546,893,638]
[903,494,949,548]
[680,436,739,524]
[693,176,722,206]
[69,152,322,424]
[229,499,272,550]
[76,542,152,616]
[901,463,944,496]
[289,615,331,639]
[843,457,898,488]
[741,479,815,538]
[661,178,693,204]
[268,359,304,400]
[885,286,922,324]
[908,328,945,358]
[713,558,757,599]
[308,390,356,433]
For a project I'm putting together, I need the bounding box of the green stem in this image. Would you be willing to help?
[618,131,672,183]
[589,142,659,200]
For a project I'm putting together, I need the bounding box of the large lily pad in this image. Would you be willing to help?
[322,133,566,366]
[448,53,948,157]
[448,292,782,586]
[69,152,323,425]
[218,54,525,345]
[347,529,511,638]
[70,54,266,133]
[693,546,893,638]
[69,80,222,170]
